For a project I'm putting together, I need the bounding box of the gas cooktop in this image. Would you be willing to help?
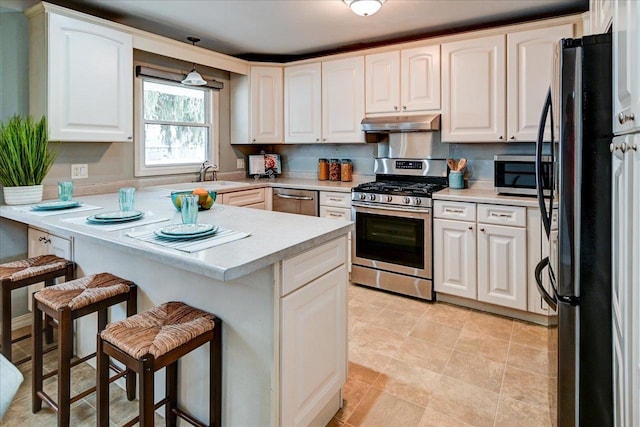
[351,179,447,208]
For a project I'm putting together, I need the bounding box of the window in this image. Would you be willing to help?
[135,77,218,176]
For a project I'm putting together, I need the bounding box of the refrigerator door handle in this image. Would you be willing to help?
[536,89,555,239]
[534,257,557,311]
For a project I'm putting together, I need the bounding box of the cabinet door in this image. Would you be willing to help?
[613,0,640,134]
[322,57,365,143]
[47,13,132,142]
[281,265,347,427]
[365,51,400,114]
[433,219,477,299]
[219,188,265,207]
[507,24,573,142]
[591,0,613,34]
[284,63,322,143]
[27,228,72,310]
[442,35,506,142]
[401,45,441,111]
[527,208,550,315]
[477,224,527,310]
[250,66,284,143]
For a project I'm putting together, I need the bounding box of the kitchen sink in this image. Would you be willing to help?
[149,181,248,194]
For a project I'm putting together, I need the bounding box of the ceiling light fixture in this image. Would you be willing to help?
[343,0,385,17]
[182,37,207,86]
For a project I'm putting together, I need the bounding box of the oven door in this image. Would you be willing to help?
[352,202,431,279]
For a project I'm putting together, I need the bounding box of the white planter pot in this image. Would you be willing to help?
[2,185,44,205]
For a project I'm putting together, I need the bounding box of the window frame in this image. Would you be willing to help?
[134,75,219,177]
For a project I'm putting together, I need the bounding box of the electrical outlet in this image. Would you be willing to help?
[237,158,245,169]
[71,164,88,179]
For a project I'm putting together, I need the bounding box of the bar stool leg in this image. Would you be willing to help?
[211,318,222,427]
[57,308,73,427]
[43,279,55,345]
[1,281,12,362]
[139,355,155,427]
[125,287,137,401]
[96,335,110,427]
[166,361,178,427]
[32,298,44,413]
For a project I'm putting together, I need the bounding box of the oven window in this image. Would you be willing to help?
[355,212,424,269]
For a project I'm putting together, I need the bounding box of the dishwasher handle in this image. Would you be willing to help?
[275,193,314,201]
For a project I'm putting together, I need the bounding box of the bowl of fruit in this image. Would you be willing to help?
[171,188,216,211]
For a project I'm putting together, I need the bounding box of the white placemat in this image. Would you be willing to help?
[12,203,102,216]
[62,213,170,231]
[127,227,250,253]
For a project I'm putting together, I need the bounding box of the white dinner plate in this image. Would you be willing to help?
[159,223,216,236]
[31,201,82,211]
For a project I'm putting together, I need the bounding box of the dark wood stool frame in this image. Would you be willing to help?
[96,317,222,427]
[1,260,74,364]
[32,284,138,427]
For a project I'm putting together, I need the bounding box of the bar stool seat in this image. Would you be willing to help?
[97,301,222,427]
[0,255,74,364]
[32,272,137,426]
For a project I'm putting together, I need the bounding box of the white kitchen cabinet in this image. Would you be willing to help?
[365,46,440,114]
[591,0,613,34]
[527,208,558,315]
[218,188,266,209]
[250,66,284,143]
[434,218,477,299]
[319,191,352,273]
[507,24,574,142]
[280,239,347,427]
[613,0,640,135]
[284,63,322,143]
[442,35,506,142]
[27,8,133,142]
[27,227,73,310]
[322,56,365,143]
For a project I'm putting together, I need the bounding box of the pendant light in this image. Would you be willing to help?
[182,37,207,86]
[343,0,385,16]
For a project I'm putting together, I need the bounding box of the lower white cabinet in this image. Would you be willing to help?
[27,227,72,309]
[433,218,477,299]
[319,191,352,272]
[218,188,266,209]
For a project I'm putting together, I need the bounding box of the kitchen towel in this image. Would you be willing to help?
[126,227,250,253]
[62,213,170,231]
[12,203,102,216]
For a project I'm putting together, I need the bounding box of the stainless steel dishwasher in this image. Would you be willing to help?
[272,188,318,216]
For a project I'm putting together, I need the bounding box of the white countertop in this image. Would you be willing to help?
[0,189,352,282]
[433,188,544,208]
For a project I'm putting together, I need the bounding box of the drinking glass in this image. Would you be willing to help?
[118,187,136,211]
[181,195,199,224]
[58,181,73,201]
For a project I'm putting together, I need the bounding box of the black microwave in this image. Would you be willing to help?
[494,155,554,196]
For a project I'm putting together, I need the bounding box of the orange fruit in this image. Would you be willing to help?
[202,195,214,209]
[193,188,209,204]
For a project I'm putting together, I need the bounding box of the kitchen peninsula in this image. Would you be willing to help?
[0,187,352,426]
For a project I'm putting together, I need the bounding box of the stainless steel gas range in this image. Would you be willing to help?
[351,158,448,301]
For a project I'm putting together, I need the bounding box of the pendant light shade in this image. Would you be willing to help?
[182,37,207,86]
[343,0,385,16]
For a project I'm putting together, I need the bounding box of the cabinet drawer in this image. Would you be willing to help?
[221,188,265,206]
[434,201,476,221]
[477,204,526,227]
[281,236,346,296]
[320,206,351,220]
[320,191,351,208]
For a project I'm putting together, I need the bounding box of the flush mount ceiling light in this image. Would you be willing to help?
[343,0,385,16]
[182,37,207,86]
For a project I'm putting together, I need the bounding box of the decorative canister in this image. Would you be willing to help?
[448,171,464,189]
[329,159,341,181]
[318,158,329,181]
[341,159,353,182]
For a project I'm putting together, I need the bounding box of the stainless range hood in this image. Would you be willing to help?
[361,114,440,143]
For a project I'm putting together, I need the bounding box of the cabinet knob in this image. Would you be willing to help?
[252,138,256,142]
[402,106,407,110]
[322,138,327,142]
[498,136,504,140]
[509,136,515,140]
[480,228,485,232]
[468,226,473,231]
[394,106,398,111]
[610,142,615,153]
[630,144,638,152]
[618,112,636,124]
[316,138,320,142]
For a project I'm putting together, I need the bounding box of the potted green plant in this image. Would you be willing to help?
[0,115,57,205]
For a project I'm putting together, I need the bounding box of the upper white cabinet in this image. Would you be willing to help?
[28,9,133,142]
[284,63,322,143]
[442,35,506,142]
[507,24,574,142]
[365,45,440,114]
[322,56,365,143]
[613,0,640,135]
[590,0,613,34]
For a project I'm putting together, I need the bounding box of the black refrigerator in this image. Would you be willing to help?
[535,34,613,427]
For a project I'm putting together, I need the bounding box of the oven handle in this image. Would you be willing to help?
[351,202,431,214]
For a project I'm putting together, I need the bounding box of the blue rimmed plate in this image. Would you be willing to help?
[154,226,218,240]
[159,223,216,236]
[87,210,144,224]
[31,201,82,211]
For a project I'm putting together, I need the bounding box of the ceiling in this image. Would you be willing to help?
[13,0,588,61]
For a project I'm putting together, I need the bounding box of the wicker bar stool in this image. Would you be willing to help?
[0,255,74,364]
[96,301,222,427]
[31,272,137,426]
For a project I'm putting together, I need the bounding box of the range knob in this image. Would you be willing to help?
[414,198,422,205]
[369,194,377,201]
[385,195,393,202]
[403,197,411,204]
[358,193,366,200]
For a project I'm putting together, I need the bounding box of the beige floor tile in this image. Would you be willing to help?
[495,396,553,427]
[410,319,461,349]
[372,359,440,407]
[507,342,552,376]
[349,299,387,324]
[442,350,505,393]
[427,375,499,427]
[365,307,422,337]
[511,321,550,350]
[327,417,346,427]
[334,377,371,423]
[463,310,514,341]
[384,296,431,318]
[501,365,555,409]
[417,406,474,427]
[349,317,368,340]
[348,345,392,385]
[422,302,472,328]
[349,284,396,308]
[350,324,407,359]
[455,328,510,364]
[346,388,425,427]
[394,337,453,374]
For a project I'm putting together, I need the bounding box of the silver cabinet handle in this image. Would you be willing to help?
[328,198,343,202]
[610,143,615,153]
[444,208,465,214]
[618,112,635,124]
[630,144,638,151]
[276,194,313,200]
[490,212,512,218]
[328,213,343,218]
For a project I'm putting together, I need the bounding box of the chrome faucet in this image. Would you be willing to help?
[199,161,218,182]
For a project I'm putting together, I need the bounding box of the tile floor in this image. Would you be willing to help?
[1,283,556,427]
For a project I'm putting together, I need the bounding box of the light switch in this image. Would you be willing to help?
[237,158,245,169]
[71,164,88,179]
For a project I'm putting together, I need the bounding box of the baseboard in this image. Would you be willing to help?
[0,313,32,332]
